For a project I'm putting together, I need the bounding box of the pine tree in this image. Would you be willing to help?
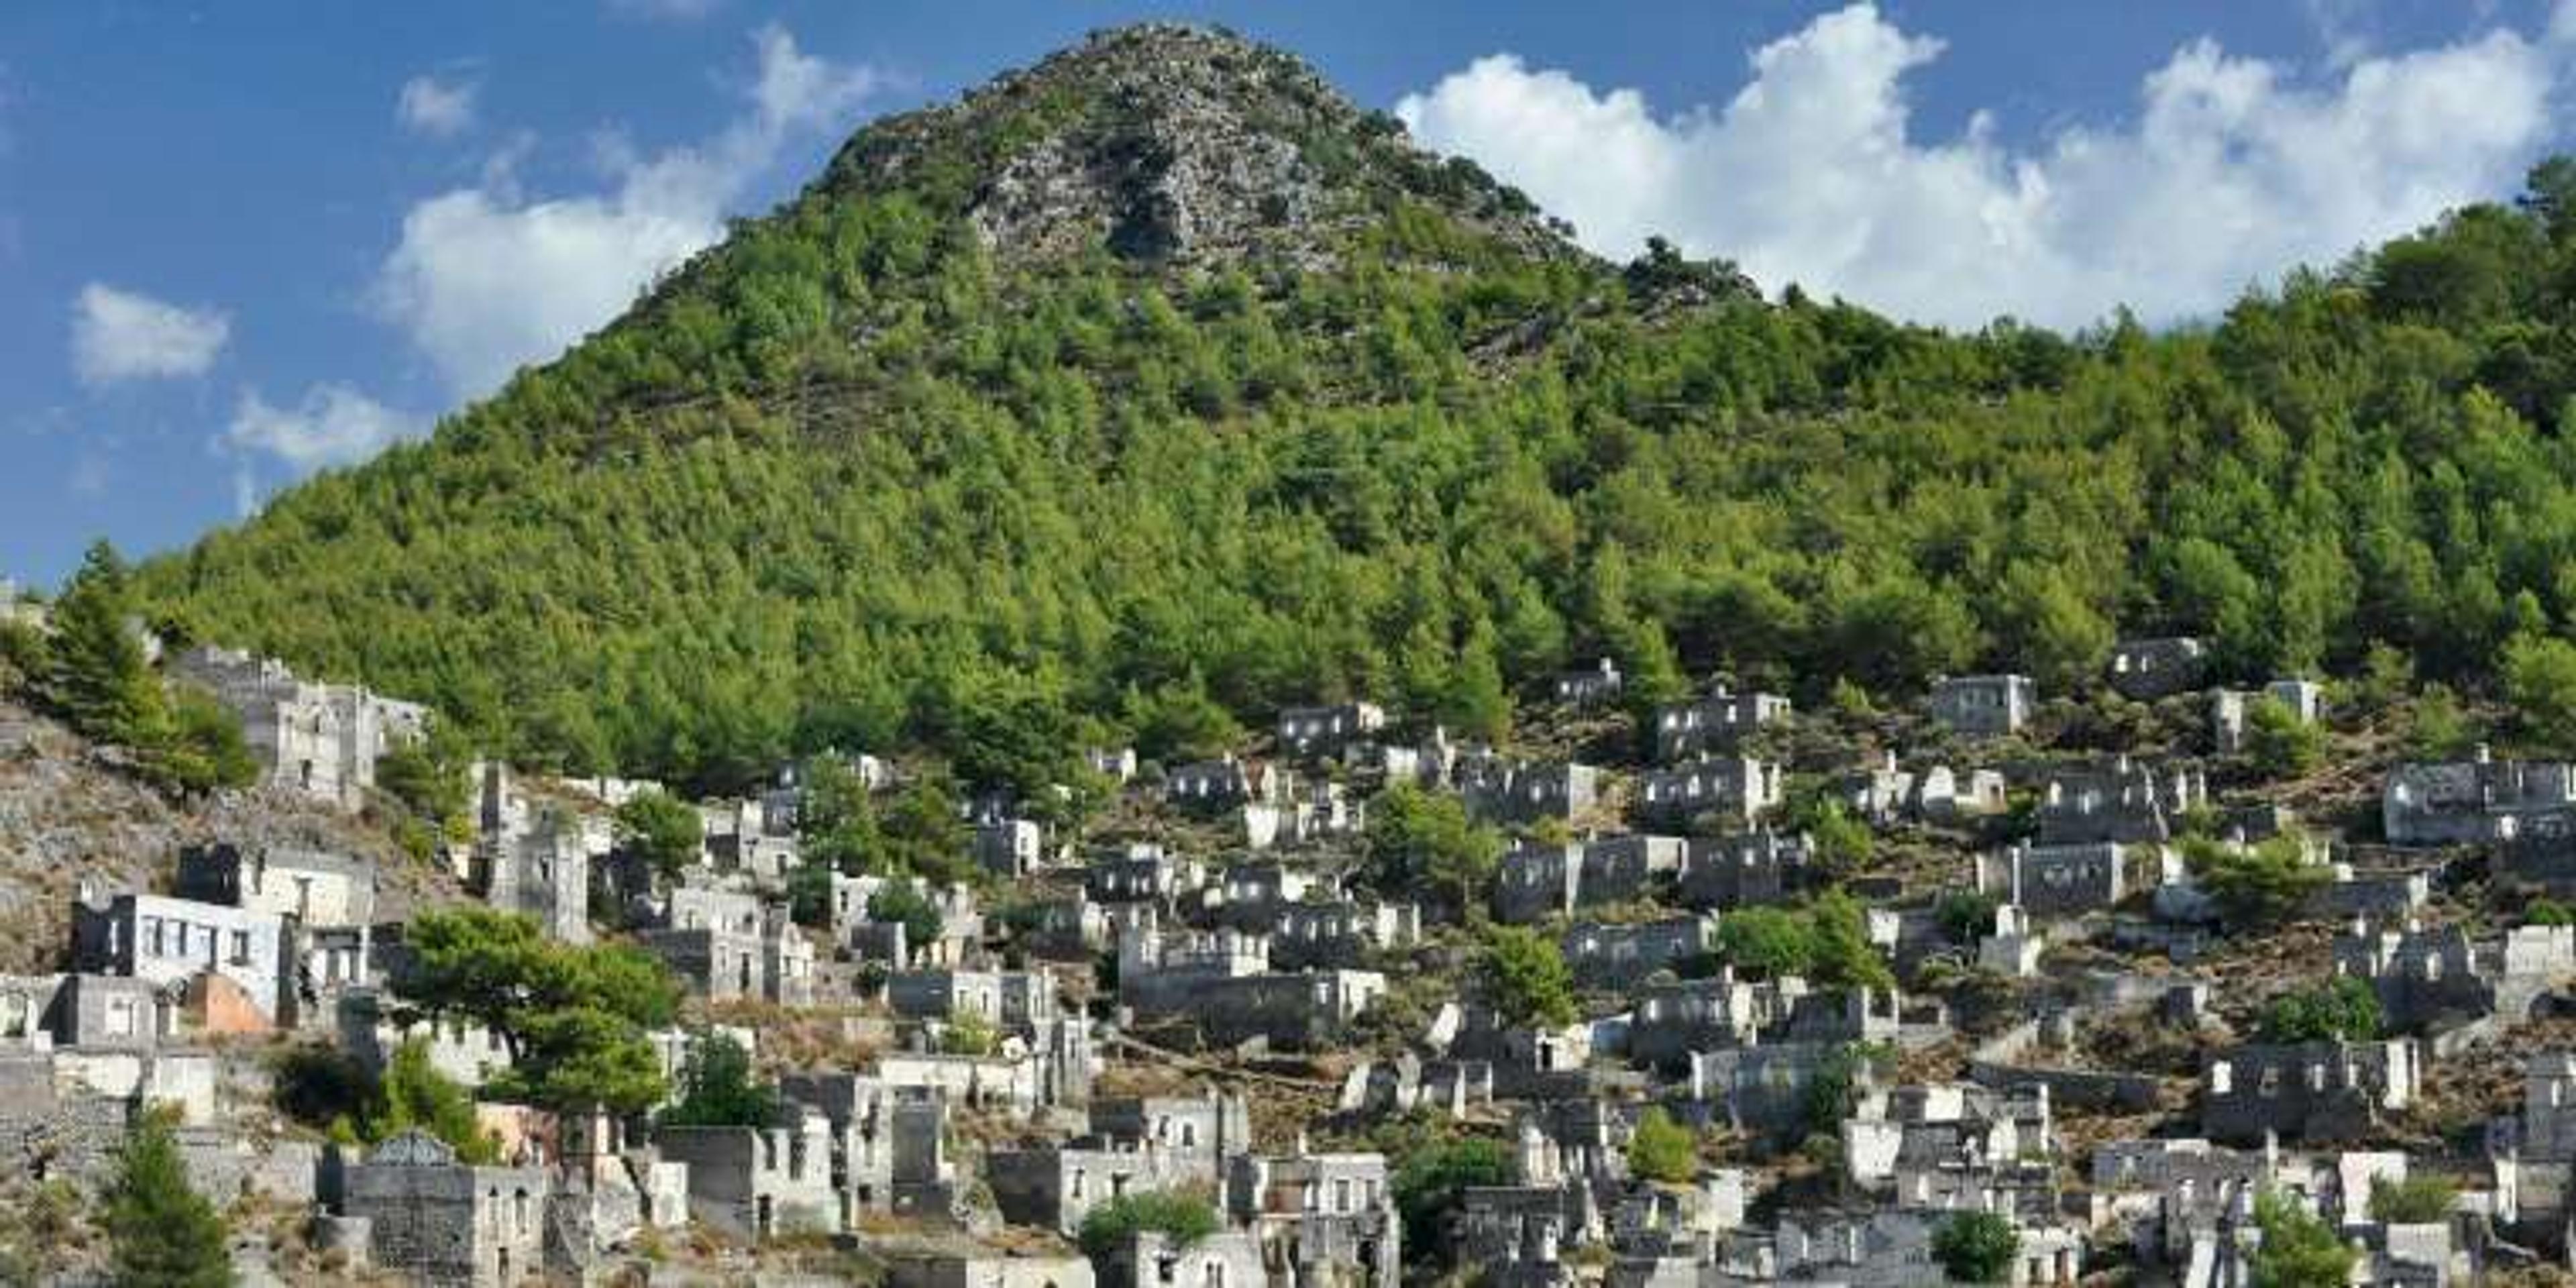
[105,1108,233,1288]
[47,541,161,745]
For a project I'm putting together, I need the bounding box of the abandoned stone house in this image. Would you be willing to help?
[2201,1039,2422,1143]
[988,1136,1205,1234]
[1214,862,1329,929]
[1224,1147,1402,1288]
[1276,701,1387,758]
[168,645,428,810]
[335,985,515,1088]
[1685,1041,1851,1140]
[992,1094,1252,1236]
[642,886,814,1006]
[1165,755,1281,810]
[1120,901,1381,1048]
[1509,1099,1642,1185]
[174,841,375,928]
[890,969,1060,1037]
[773,1073,956,1221]
[1454,1184,1588,1288]
[1555,658,1624,709]
[2212,680,2325,754]
[1495,835,1684,924]
[2089,1137,2271,1270]
[2033,756,2207,847]
[1117,910,1270,1011]
[1016,894,1114,960]
[657,1108,840,1238]
[1087,746,1140,784]
[1762,1208,2083,1288]
[2106,637,2209,701]
[975,816,1048,877]
[1975,842,2159,918]
[1269,898,1417,971]
[72,890,296,1031]
[2332,918,2576,1030]
[1457,755,1601,825]
[1676,830,1811,910]
[1627,972,1811,1071]
[1635,757,1784,828]
[704,823,802,886]
[1243,780,1361,851]
[1090,1093,1253,1176]
[1101,1228,1267,1288]
[339,1128,551,1288]
[1928,674,2037,737]
[1845,757,2008,825]
[1840,1083,2053,1204]
[1842,753,1916,826]
[2491,1052,2576,1251]
[1976,904,2046,977]
[2383,749,2576,845]
[1089,844,1207,906]
[0,972,170,1051]
[472,767,593,943]
[885,1249,1097,1288]
[1912,764,2009,820]
[1652,687,1792,762]
[1189,970,1387,1051]
[873,1019,1094,1117]
[1442,1004,1593,1097]
[2501,821,2576,894]
[1561,915,1719,987]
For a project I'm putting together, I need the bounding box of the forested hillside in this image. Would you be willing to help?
[138,24,2576,793]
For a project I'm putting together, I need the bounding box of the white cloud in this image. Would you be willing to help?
[397,74,479,138]
[375,25,883,398]
[226,385,422,476]
[70,284,231,385]
[1396,3,2576,330]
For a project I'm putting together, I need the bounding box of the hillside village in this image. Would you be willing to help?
[21,16,2576,1288]
[11,557,2576,1287]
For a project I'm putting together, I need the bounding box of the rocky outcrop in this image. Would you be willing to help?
[820,23,1578,272]
[0,697,451,973]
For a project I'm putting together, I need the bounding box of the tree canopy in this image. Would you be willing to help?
[104,1108,233,1288]
[661,1032,779,1129]
[390,907,682,1114]
[1479,924,1578,1030]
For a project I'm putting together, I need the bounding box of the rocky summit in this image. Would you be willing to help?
[826,23,1575,270]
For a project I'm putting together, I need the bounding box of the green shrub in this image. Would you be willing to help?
[2259,977,2382,1044]
[1931,1209,2019,1283]
[1075,1191,1219,1260]
[1625,1108,1697,1184]
[2366,1173,2457,1224]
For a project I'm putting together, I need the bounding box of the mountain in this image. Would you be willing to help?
[140,24,2576,791]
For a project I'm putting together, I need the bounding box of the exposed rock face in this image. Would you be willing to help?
[0,697,450,973]
[822,23,1576,271]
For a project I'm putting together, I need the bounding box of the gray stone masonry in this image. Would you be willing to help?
[2383,749,2576,845]
[2200,1040,2420,1144]
[1929,674,2036,737]
[2106,637,2208,701]
[1652,686,1792,762]
[340,1130,547,1288]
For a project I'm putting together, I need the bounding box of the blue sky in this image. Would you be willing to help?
[2,1,2569,588]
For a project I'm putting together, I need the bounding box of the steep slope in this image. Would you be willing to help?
[0,695,453,972]
[142,23,2576,790]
